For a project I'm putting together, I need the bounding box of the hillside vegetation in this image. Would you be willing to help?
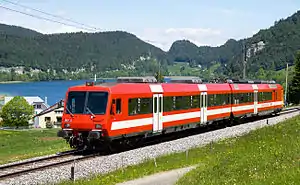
[168,10,300,79]
[1,10,300,83]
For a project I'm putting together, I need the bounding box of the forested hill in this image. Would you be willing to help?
[0,23,42,37]
[169,10,300,79]
[0,26,167,72]
[1,9,300,81]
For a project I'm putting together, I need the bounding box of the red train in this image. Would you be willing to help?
[57,76,284,150]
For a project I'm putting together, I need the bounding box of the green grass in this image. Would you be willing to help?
[167,62,201,76]
[0,128,70,164]
[58,116,300,185]
[177,116,300,185]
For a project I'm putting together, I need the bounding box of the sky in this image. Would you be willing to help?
[0,0,299,51]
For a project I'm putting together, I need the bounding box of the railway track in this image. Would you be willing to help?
[0,149,98,180]
[0,106,299,180]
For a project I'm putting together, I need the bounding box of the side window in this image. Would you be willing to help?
[163,96,173,112]
[128,97,153,116]
[191,95,200,108]
[154,97,157,113]
[116,98,121,114]
[110,99,122,115]
[110,99,115,115]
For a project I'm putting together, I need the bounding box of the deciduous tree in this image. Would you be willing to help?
[0,96,34,128]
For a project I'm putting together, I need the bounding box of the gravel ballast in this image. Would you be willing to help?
[1,110,299,185]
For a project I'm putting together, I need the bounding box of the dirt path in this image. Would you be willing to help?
[116,166,197,185]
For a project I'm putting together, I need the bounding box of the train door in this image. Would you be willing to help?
[200,92,207,124]
[254,90,258,114]
[153,94,163,132]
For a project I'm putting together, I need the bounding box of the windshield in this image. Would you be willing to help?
[66,91,108,115]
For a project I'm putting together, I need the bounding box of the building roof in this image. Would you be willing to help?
[4,96,47,106]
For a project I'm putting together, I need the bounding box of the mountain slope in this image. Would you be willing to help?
[168,10,300,79]
[1,9,300,81]
[0,25,167,72]
[0,23,42,37]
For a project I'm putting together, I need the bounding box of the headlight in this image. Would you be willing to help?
[64,123,70,128]
[95,124,102,129]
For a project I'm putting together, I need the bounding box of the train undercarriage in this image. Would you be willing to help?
[57,129,146,152]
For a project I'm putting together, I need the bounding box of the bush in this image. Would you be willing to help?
[0,96,34,128]
[46,121,53,129]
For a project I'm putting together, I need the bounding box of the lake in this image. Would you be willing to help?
[0,80,88,106]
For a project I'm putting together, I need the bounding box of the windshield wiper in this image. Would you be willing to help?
[65,106,74,117]
[86,107,96,118]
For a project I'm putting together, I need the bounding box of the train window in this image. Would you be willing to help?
[265,92,272,101]
[128,97,153,116]
[159,97,162,112]
[175,96,182,110]
[140,98,152,114]
[110,99,115,115]
[234,93,240,104]
[110,98,122,115]
[154,97,157,113]
[191,95,200,108]
[164,96,174,112]
[128,99,137,115]
[175,96,191,110]
[208,94,214,107]
[86,92,108,115]
[223,94,230,105]
[208,94,230,107]
[233,93,254,104]
[116,99,121,114]
[258,92,272,102]
[66,91,86,114]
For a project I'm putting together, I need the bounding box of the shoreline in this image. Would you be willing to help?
[0,81,24,84]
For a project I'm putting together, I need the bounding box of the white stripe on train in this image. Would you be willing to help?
[111,101,283,130]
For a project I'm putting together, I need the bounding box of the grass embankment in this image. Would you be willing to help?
[59,116,300,185]
[0,129,70,164]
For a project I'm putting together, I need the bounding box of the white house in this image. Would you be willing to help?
[4,96,50,128]
[37,107,63,128]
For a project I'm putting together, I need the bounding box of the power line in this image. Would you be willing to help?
[0,4,97,32]
[0,2,167,48]
[1,0,101,31]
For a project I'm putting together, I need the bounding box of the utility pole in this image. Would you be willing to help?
[243,42,246,80]
[284,63,289,106]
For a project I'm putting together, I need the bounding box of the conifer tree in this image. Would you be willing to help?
[288,50,300,104]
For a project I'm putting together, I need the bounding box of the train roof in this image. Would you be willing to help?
[229,83,282,92]
[67,78,282,95]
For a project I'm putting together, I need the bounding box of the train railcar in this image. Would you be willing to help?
[57,77,284,150]
[229,80,283,118]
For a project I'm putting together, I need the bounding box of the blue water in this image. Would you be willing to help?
[0,80,88,105]
[0,77,169,106]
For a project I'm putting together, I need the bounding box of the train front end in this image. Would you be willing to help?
[57,82,111,150]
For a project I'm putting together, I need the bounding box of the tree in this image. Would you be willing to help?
[257,67,266,79]
[0,96,34,127]
[154,72,164,83]
[288,51,300,104]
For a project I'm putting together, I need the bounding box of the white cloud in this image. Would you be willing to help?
[136,28,223,51]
